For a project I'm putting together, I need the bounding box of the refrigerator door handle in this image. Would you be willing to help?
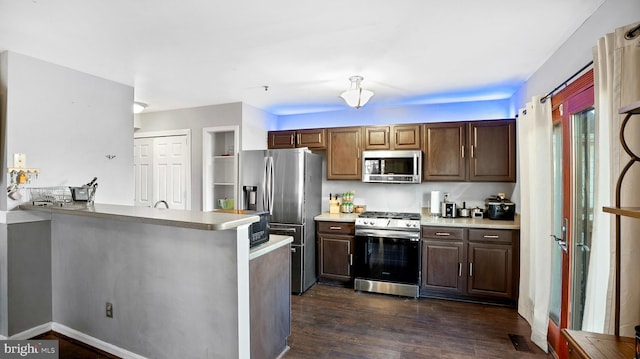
[262,157,269,212]
[268,156,275,215]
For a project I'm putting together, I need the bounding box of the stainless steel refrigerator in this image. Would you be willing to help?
[238,148,322,294]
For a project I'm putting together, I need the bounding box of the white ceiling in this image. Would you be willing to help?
[0,0,605,115]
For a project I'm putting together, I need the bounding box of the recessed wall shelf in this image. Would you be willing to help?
[202,126,239,211]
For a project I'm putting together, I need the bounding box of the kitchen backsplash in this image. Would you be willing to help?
[318,152,516,214]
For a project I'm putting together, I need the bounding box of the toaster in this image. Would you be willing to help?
[485,197,516,220]
[441,202,457,218]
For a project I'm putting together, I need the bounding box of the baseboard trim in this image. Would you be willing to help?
[51,323,147,359]
[7,322,52,340]
[275,345,290,359]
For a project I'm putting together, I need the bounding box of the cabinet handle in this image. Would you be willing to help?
[296,133,300,145]
[483,235,500,239]
[350,254,353,266]
[471,145,475,158]
[435,232,451,236]
[469,263,473,277]
[458,263,462,277]
[290,135,294,145]
[329,226,342,230]
[461,145,465,159]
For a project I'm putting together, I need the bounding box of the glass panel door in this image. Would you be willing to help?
[549,122,564,325]
[570,108,595,329]
[547,69,593,359]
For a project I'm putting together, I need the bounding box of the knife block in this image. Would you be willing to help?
[329,199,340,214]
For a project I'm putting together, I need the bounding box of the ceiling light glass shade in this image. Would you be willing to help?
[340,76,374,109]
[133,102,148,114]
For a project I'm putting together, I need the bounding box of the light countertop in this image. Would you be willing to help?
[19,203,259,231]
[314,212,360,222]
[249,234,293,260]
[315,211,520,230]
[420,215,520,229]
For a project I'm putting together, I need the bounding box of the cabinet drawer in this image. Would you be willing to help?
[468,229,513,243]
[421,226,465,240]
[318,222,355,235]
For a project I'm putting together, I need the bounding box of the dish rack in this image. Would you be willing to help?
[28,186,74,206]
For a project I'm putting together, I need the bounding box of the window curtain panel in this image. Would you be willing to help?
[517,97,553,351]
[584,21,640,336]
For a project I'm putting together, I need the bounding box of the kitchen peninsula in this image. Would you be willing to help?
[15,204,292,359]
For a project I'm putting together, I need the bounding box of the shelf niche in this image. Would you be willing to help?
[203,126,239,212]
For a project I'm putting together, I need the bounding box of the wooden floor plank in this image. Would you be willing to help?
[31,283,550,358]
[286,284,550,358]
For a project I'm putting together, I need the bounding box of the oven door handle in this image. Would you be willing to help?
[355,229,420,240]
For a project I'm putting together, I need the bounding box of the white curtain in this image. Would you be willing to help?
[517,97,553,351]
[584,21,640,336]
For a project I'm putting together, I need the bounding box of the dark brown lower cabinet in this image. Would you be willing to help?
[422,240,465,294]
[317,221,355,286]
[467,242,513,298]
[421,226,519,305]
[250,242,291,359]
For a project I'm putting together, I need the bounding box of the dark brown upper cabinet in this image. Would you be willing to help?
[327,127,362,180]
[363,124,421,150]
[468,120,516,182]
[423,122,467,181]
[268,130,296,149]
[423,119,516,182]
[268,129,326,149]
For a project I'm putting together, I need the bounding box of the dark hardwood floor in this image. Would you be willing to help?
[32,331,120,359]
[285,284,550,358]
[31,284,550,358]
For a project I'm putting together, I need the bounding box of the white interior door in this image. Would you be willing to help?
[153,135,188,210]
[134,131,190,210]
[134,138,153,207]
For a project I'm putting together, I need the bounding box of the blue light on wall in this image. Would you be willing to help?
[275,98,515,130]
[268,80,523,130]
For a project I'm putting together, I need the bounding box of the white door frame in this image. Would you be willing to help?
[134,129,192,210]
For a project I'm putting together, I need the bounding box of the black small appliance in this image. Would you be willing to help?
[485,195,516,220]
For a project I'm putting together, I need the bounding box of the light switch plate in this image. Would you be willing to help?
[13,153,26,168]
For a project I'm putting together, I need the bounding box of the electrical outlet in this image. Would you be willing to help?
[106,302,113,318]
[13,153,26,168]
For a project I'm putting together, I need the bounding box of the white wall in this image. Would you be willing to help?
[0,51,134,210]
[508,0,640,207]
[137,102,275,210]
[241,103,274,150]
[511,0,640,110]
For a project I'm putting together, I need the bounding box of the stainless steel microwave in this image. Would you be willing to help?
[362,150,422,184]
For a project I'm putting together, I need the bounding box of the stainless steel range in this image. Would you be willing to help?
[353,211,421,298]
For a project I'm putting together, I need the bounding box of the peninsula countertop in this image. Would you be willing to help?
[315,211,520,230]
[19,203,259,231]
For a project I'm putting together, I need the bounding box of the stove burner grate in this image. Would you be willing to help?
[358,211,421,220]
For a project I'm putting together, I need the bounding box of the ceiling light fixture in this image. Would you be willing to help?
[133,102,148,114]
[340,76,374,109]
